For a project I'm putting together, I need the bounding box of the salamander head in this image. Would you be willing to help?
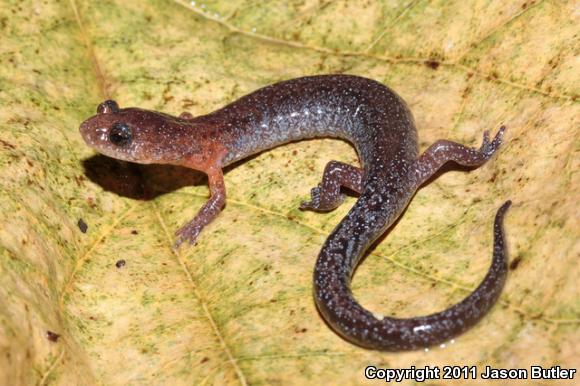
[79,100,192,164]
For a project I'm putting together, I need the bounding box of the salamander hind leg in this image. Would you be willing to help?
[299,161,364,212]
[413,126,505,186]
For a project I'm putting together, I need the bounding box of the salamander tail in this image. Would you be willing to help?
[313,198,511,351]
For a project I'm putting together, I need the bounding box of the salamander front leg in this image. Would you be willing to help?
[174,168,226,248]
[413,126,505,186]
[179,112,194,119]
[300,160,364,212]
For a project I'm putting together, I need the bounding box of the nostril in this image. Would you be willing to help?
[79,120,94,141]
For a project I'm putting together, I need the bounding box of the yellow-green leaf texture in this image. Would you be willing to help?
[0,0,578,385]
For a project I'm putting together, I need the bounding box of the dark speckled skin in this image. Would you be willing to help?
[80,74,510,351]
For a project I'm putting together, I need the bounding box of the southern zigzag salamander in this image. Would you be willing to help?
[80,74,510,351]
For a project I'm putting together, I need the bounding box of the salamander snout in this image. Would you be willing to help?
[79,100,192,164]
[79,99,122,145]
[79,100,140,161]
[78,117,98,147]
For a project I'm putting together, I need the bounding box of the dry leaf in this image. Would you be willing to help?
[0,0,578,385]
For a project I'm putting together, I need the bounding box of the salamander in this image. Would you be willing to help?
[79,74,510,351]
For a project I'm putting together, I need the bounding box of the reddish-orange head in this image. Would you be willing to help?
[80,100,195,164]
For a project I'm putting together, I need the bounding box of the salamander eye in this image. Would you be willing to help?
[109,122,132,147]
[97,100,119,114]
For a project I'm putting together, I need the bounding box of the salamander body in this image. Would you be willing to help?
[80,75,510,350]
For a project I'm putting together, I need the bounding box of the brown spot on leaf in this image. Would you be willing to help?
[509,256,522,270]
[77,218,88,233]
[425,60,440,70]
[46,331,60,342]
[0,139,16,150]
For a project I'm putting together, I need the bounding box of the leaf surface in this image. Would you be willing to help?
[0,0,578,385]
